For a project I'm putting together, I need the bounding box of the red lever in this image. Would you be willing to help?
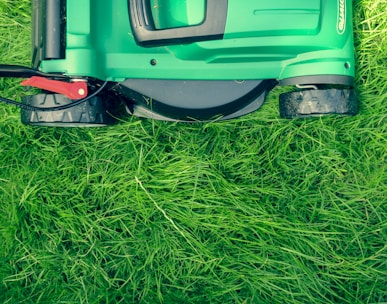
[21,76,88,100]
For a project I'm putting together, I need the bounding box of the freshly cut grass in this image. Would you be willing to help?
[0,1,386,303]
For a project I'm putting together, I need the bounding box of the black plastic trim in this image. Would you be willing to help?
[280,75,354,87]
[32,0,66,67]
[128,0,228,46]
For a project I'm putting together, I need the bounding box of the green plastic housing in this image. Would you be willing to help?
[39,0,355,83]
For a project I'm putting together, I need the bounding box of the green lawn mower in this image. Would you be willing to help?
[0,0,358,126]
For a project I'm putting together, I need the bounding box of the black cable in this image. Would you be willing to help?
[0,81,109,112]
[0,64,67,79]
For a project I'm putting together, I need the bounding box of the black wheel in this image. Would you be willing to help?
[279,88,358,118]
[21,94,117,127]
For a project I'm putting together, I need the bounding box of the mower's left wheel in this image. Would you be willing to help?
[21,94,117,127]
[279,88,358,118]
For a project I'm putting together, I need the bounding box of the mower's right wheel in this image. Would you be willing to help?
[279,88,358,118]
[21,94,117,127]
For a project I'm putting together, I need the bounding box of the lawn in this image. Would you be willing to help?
[0,0,386,303]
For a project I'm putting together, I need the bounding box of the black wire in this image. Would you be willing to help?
[0,64,67,79]
[0,81,109,112]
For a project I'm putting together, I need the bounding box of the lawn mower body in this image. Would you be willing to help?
[22,0,357,125]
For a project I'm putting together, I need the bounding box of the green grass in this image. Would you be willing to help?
[0,0,386,303]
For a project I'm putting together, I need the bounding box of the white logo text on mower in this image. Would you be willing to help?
[337,0,346,35]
